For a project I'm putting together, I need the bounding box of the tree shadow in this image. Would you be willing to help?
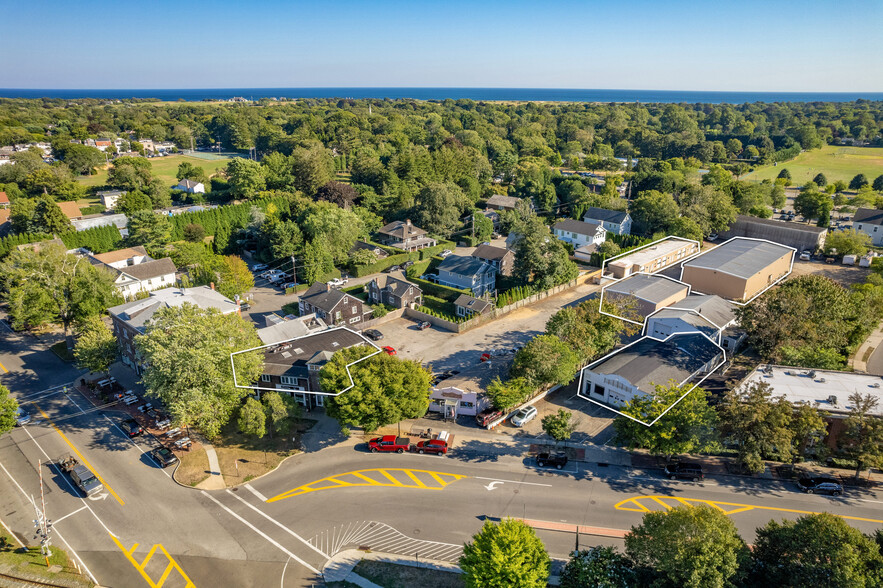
[450,438,526,463]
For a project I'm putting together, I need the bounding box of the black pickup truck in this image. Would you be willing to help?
[536,452,568,470]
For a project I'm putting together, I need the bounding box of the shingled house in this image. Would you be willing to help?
[366,275,423,309]
[376,219,436,252]
[298,282,372,326]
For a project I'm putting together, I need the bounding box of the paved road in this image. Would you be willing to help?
[2,378,882,588]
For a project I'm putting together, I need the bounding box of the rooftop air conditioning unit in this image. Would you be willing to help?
[828,395,838,405]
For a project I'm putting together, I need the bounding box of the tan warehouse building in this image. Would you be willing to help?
[680,238,794,303]
[606,237,699,279]
[603,274,689,319]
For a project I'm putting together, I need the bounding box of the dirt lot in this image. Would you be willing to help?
[788,259,873,286]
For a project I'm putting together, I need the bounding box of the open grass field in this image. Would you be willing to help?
[76,154,234,189]
[744,145,883,185]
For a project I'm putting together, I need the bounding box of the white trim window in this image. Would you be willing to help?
[261,375,271,382]
[280,376,298,385]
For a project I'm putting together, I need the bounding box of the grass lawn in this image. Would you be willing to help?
[213,418,315,486]
[743,145,883,185]
[76,154,234,189]
[174,447,211,487]
[351,560,464,588]
[50,341,75,362]
[0,532,94,587]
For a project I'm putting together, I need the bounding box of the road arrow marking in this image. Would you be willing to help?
[475,477,553,487]
[88,492,108,501]
[485,481,504,491]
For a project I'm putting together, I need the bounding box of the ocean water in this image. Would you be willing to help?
[1,87,882,104]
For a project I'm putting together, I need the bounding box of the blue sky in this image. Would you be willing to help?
[2,0,881,91]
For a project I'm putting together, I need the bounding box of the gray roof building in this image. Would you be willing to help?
[552,218,603,236]
[682,238,794,280]
[108,285,239,332]
[651,294,736,328]
[853,208,883,226]
[256,315,329,345]
[718,215,827,252]
[261,328,367,379]
[471,243,510,261]
[584,207,629,224]
[438,255,494,279]
[605,274,689,305]
[454,294,494,315]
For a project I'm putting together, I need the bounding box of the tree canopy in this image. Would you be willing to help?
[460,519,550,588]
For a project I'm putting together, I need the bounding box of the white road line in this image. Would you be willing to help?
[225,489,328,558]
[280,556,291,588]
[102,416,172,479]
[0,461,99,585]
[474,477,553,487]
[61,387,87,415]
[201,491,320,574]
[53,505,88,524]
[245,483,267,502]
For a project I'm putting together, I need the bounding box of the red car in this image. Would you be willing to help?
[415,439,448,455]
[382,346,396,355]
[368,435,411,453]
[480,352,491,362]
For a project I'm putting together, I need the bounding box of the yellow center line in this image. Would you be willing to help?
[34,404,125,506]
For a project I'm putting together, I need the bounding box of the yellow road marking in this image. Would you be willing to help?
[615,495,883,524]
[111,534,196,588]
[34,404,124,505]
[267,468,468,503]
[0,359,8,373]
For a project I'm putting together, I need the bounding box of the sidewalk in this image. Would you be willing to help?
[851,320,883,372]
[323,548,462,585]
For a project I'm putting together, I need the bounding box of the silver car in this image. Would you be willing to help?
[510,406,538,427]
[14,407,31,426]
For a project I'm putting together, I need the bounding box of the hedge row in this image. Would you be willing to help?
[408,276,472,301]
[496,284,536,308]
[0,223,125,259]
[418,240,455,260]
[349,251,419,277]
[418,295,465,323]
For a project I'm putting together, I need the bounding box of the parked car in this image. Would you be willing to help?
[481,241,491,246]
[536,452,568,469]
[14,407,31,426]
[251,263,268,271]
[368,435,411,453]
[239,302,251,311]
[707,233,719,241]
[414,439,448,455]
[416,320,431,330]
[260,269,285,279]
[280,282,297,290]
[401,260,414,269]
[327,277,348,288]
[797,475,843,496]
[480,352,492,362]
[363,329,384,341]
[439,249,453,258]
[510,406,538,427]
[381,346,396,355]
[119,418,144,438]
[799,250,812,261]
[475,408,503,427]
[384,265,400,273]
[150,447,179,468]
[664,462,704,482]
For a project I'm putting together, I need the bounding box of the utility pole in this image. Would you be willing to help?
[34,461,52,567]
[291,255,298,285]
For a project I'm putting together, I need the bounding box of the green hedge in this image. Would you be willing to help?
[418,240,455,260]
[418,295,465,323]
[409,276,472,301]
[350,251,419,277]
[458,235,479,247]
[497,284,536,307]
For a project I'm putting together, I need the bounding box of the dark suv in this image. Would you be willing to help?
[536,452,568,469]
[797,475,843,496]
[664,462,704,482]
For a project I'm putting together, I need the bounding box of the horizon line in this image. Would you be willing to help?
[2,86,883,94]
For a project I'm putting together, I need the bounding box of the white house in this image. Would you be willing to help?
[583,207,632,236]
[97,189,126,210]
[85,246,177,299]
[552,219,607,249]
[176,179,205,194]
[852,208,883,247]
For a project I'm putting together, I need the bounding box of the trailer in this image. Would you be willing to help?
[57,455,103,496]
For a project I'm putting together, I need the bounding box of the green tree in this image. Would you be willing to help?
[630,190,679,235]
[0,385,19,436]
[825,229,871,256]
[183,223,206,242]
[791,402,828,462]
[545,301,633,363]
[137,304,264,438]
[176,161,209,185]
[512,213,578,289]
[1,243,116,349]
[793,184,833,223]
[511,334,579,388]
[300,202,364,264]
[321,346,432,431]
[261,152,294,190]
[560,547,634,588]
[316,181,358,209]
[614,382,718,462]
[73,316,118,375]
[108,156,153,190]
[237,397,266,438]
[541,408,575,445]
[485,376,532,411]
[226,158,266,199]
[198,255,255,300]
[872,174,883,192]
[291,146,334,195]
[262,391,299,437]
[812,172,828,187]
[415,182,465,238]
[116,190,153,216]
[625,506,749,588]
[718,381,794,473]
[751,513,883,587]
[459,519,550,588]
[62,144,104,176]
[472,211,494,242]
[777,168,792,186]
[838,392,883,480]
[127,209,172,257]
[850,173,869,190]
[32,196,74,234]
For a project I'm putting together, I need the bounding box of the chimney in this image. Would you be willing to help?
[405,219,412,227]
[210,282,215,291]
[325,283,332,292]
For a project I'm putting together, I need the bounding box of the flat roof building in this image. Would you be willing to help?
[719,215,827,252]
[603,274,689,319]
[607,237,699,279]
[680,237,794,303]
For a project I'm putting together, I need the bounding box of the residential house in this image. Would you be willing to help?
[57,201,83,221]
[579,332,724,409]
[97,190,126,210]
[680,237,794,303]
[257,327,368,409]
[366,275,423,309]
[0,191,9,207]
[376,219,436,252]
[175,179,205,194]
[552,219,607,250]
[429,359,510,418]
[107,285,240,374]
[485,194,521,212]
[298,282,371,327]
[719,215,827,252]
[852,208,883,247]
[607,237,699,279]
[454,294,494,318]
[254,314,329,345]
[603,274,689,319]
[470,244,514,276]
[583,207,632,236]
[94,139,113,152]
[437,255,496,297]
[0,192,8,234]
[84,246,177,299]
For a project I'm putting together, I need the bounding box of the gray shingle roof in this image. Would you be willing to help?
[262,328,367,379]
[853,208,883,226]
[377,220,426,240]
[108,286,238,331]
[553,219,603,236]
[486,194,520,208]
[370,275,421,297]
[584,207,629,225]
[683,238,793,280]
[118,257,177,281]
[300,282,355,312]
[589,333,721,394]
[438,255,493,278]
[732,214,827,234]
[606,274,689,305]
[471,244,511,261]
[653,294,736,328]
[454,294,494,314]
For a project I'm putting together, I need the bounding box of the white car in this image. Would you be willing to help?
[510,406,538,427]
[799,251,812,261]
[439,249,453,258]
[327,278,348,288]
[252,263,268,271]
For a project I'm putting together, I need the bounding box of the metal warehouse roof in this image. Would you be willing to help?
[605,274,688,305]
[683,238,793,280]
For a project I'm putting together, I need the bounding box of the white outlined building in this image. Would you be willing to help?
[577,331,726,426]
[643,294,737,346]
[231,326,381,409]
[679,237,795,305]
[600,272,691,325]
[603,236,701,279]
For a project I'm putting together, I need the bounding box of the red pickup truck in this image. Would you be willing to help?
[368,435,411,453]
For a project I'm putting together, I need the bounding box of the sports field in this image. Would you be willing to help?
[743,145,883,185]
[77,153,235,188]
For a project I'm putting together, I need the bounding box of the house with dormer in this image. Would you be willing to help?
[366,275,423,309]
[583,207,632,236]
[299,282,372,326]
[376,219,436,252]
